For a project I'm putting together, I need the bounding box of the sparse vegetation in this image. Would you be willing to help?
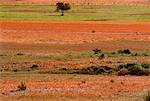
[118,49,131,54]
[30,64,38,69]
[117,63,150,76]
[93,49,102,55]
[0,2,150,100]
[17,81,27,91]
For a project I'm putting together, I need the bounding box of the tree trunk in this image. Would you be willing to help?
[61,11,64,16]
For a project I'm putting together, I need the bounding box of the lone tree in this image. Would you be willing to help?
[56,2,71,16]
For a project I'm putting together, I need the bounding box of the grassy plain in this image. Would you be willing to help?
[0,5,150,21]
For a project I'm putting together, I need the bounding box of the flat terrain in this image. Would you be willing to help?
[1,73,150,101]
[0,0,149,5]
[0,3,150,101]
[0,20,150,100]
[0,5,150,21]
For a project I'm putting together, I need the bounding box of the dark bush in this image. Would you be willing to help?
[118,49,131,54]
[80,66,105,75]
[100,54,105,58]
[143,53,149,56]
[93,49,102,55]
[110,80,114,83]
[142,63,150,69]
[13,69,18,72]
[30,64,38,69]
[117,63,150,76]
[16,53,24,55]
[111,52,116,54]
[98,54,106,60]
[128,64,145,76]
[92,30,95,33]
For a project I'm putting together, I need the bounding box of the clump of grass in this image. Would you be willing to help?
[17,81,27,91]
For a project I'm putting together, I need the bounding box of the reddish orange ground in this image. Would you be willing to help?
[0,74,150,101]
[0,20,150,100]
[1,21,150,53]
[1,21,150,33]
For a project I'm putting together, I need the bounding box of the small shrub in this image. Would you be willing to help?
[118,49,131,54]
[30,64,38,69]
[16,53,24,55]
[142,63,150,69]
[117,63,150,76]
[80,66,105,75]
[13,69,18,72]
[100,54,105,58]
[93,49,102,55]
[143,53,149,56]
[110,80,114,83]
[111,52,116,54]
[17,81,27,91]
[128,64,145,76]
[92,30,95,33]
[131,53,138,56]
[144,92,150,101]
[61,68,67,71]
[98,54,106,59]
[134,53,138,56]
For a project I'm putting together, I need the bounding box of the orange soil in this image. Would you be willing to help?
[0,21,150,100]
[0,75,150,100]
[0,20,150,53]
[1,21,150,33]
[1,21,150,44]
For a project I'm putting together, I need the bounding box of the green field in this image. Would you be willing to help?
[0,5,150,21]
